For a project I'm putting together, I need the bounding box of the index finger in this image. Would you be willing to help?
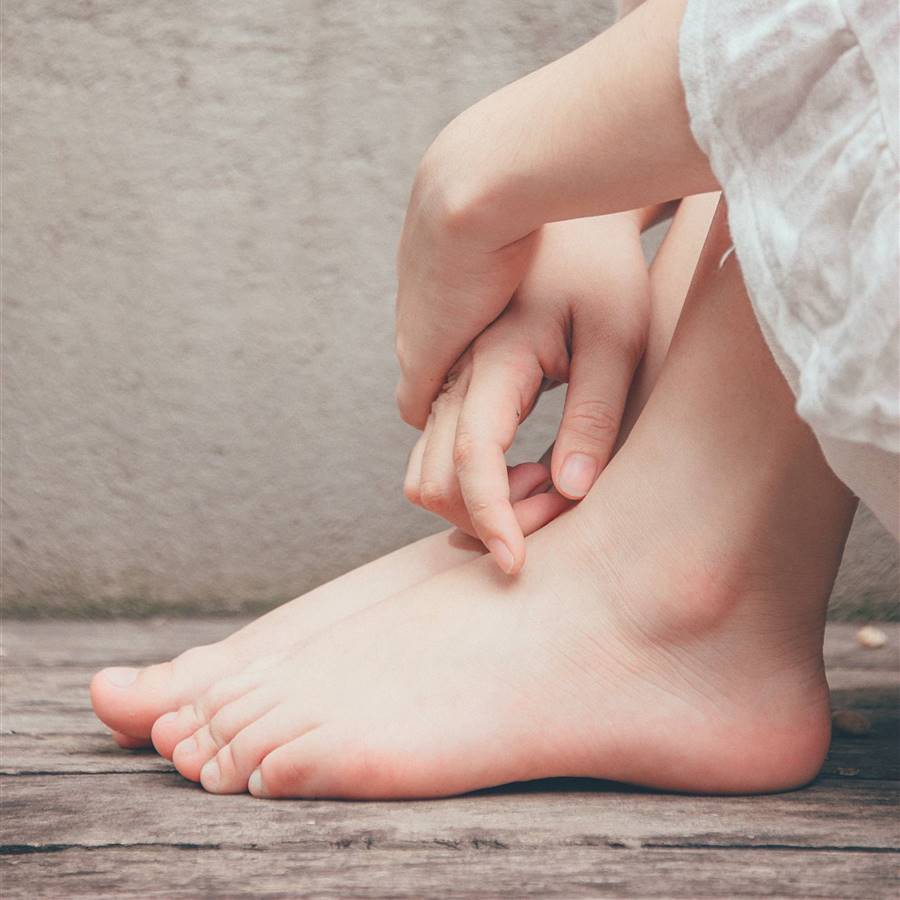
[453,346,543,574]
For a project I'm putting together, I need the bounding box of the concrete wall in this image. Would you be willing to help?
[3,0,897,618]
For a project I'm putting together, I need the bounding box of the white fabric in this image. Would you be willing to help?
[679,0,900,537]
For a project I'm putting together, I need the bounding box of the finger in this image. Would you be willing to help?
[508,461,552,502]
[395,231,539,429]
[454,343,543,574]
[402,427,429,506]
[513,489,575,535]
[552,318,642,500]
[417,371,472,529]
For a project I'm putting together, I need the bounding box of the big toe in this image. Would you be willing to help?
[90,648,219,740]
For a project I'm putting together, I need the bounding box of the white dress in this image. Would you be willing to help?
[679,0,900,537]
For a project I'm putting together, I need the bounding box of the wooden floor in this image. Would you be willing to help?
[1,620,897,898]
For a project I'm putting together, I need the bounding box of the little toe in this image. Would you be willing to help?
[200,709,316,795]
[251,728,335,799]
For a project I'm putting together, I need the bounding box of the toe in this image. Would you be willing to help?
[251,728,334,798]
[90,646,220,740]
[200,709,316,795]
[110,729,151,750]
[172,724,221,781]
[171,689,275,780]
[255,729,437,799]
[150,667,268,759]
[151,704,205,759]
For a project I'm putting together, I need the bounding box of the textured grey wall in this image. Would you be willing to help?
[3,0,896,618]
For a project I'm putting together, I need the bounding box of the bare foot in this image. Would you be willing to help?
[156,207,857,798]
[89,457,568,748]
[91,528,482,748]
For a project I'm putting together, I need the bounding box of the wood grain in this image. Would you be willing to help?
[1,620,898,898]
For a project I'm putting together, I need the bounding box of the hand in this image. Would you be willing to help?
[394,0,712,430]
[403,214,650,573]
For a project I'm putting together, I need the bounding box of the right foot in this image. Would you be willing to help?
[89,460,562,749]
[157,215,858,799]
[91,529,481,749]
[88,193,719,753]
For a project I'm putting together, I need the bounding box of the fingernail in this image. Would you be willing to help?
[486,538,515,574]
[200,759,220,789]
[248,769,268,797]
[103,667,138,688]
[557,453,598,499]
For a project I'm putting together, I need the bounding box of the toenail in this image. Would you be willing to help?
[200,759,220,789]
[103,667,138,688]
[248,769,268,798]
[175,737,197,756]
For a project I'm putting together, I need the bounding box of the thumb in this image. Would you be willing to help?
[551,323,640,500]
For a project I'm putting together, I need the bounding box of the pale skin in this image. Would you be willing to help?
[91,193,711,749]
[96,201,856,798]
[92,0,700,749]
[395,0,717,571]
[90,2,860,799]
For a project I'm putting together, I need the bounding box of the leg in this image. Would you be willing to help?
[166,202,857,798]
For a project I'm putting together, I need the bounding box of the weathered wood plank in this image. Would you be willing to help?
[0,619,896,899]
[1,845,897,899]
[0,735,170,775]
[2,773,897,851]
[824,624,899,672]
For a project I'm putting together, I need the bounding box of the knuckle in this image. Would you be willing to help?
[439,365,466,399]
[564,398,621,444]
[402,479,422,506]
[418,479,450,512]
[452,430,477,471]
[394,333,411,372]
[465,497,496,518]
[395,389,426,429]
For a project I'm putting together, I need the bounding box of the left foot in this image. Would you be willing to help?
[154,236,856,798]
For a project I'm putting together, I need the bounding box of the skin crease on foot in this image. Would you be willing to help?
[150,205,858,799]
[90,192,716,751]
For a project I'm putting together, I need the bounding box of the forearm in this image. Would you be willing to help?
[420,0,714,248]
